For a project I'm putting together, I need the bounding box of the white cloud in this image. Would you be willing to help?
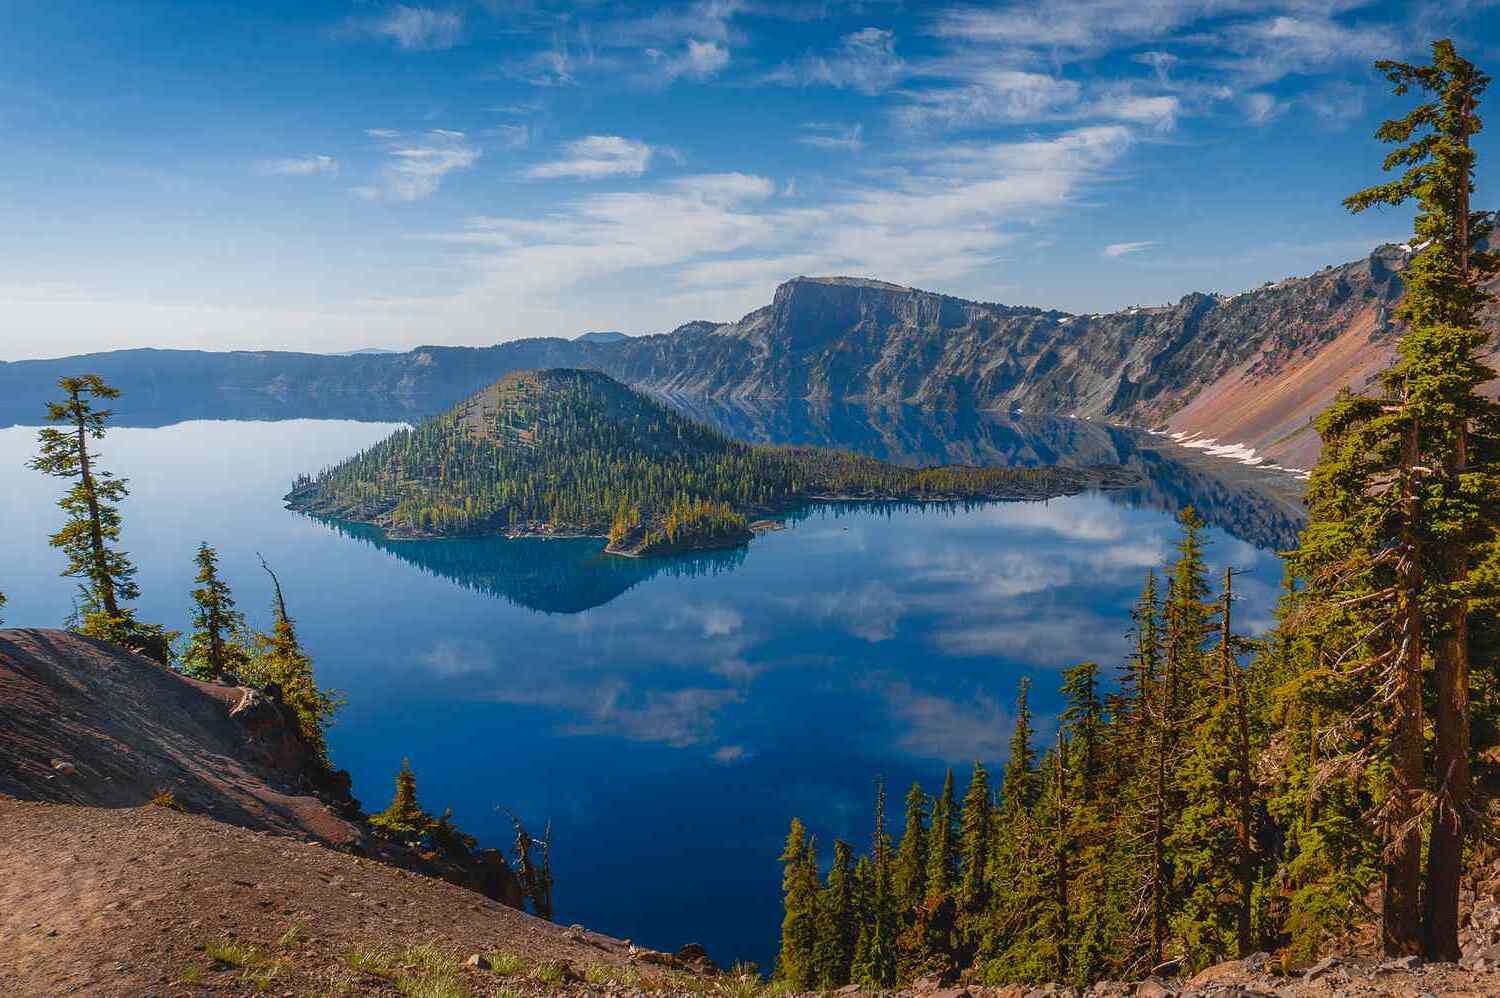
[252,154,339,177]
[1241,91,1285,125]
[1211,14,1396,85]
[648,39,731,82]
[1097,94,1181,130]
[799,123,864,153]
[899,70,1082,129]
[1134,50,1181,82]
[369,5,463,51]
[508,46,578,87]
[527,135,655,180]
[764,27,905,95]
[1104,240,1156,257]
[425,125,1135,338]
[357,130,479,201]
[932,0,1214,58]
[490,123,532,150]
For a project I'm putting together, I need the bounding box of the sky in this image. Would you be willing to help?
[2,0,1499,360]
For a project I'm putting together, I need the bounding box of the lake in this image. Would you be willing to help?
[0,401,1301,970]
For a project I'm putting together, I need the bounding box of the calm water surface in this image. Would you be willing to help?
[0,411,1294,969]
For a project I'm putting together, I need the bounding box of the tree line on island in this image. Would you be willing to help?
[4,373,554,918]
[287,367,1132,555]
[775,40,1500,988]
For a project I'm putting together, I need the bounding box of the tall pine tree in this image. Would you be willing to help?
[1344,40,1500,961]
[30,376,172,662]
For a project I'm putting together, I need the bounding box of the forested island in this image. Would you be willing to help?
[284,369,1139,557]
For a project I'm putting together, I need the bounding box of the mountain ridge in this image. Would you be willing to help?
[5,242,1493,468]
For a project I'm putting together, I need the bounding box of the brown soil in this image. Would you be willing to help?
[0,628,359,846]
[0,799,659,996]
[1165,306,1393,469]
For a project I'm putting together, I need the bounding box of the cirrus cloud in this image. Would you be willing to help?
[526,135,656,180]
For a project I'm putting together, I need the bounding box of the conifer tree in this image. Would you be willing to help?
[857,778,899,987]
[926,768,958,903]
[816,839,858,986]
[30,375,172,662]
[777,819,820,990]
[894,782,929,912]
[1002,679,1038,815]
[1169,567,1269,968]
[370,757,428,840]
[1163,508,1212,729]
[1343,39,1500,961]
[182,542,249,682]
[957,762,993,920]
[1060,663,1103,796]
[0,590,6,626]
[246,556,341,767]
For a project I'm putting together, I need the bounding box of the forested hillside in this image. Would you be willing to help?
[772,39,1500,993]
[285,369,1136,555]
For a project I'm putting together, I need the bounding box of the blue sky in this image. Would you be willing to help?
[2,0,1498,359]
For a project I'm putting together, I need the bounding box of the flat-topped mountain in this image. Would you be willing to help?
[574,330,631,344]
[285,369,1136,555]
[7,243,1490,467]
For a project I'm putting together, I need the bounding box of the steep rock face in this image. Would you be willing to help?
[6,243,1495,466]
[603,249,1417,422]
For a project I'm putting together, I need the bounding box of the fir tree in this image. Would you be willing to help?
[245,555,341,767]
[182,542,249,682]
[957,762,993,919]
[1060,662,1103,797]
[894,782,929,912]
[857,778,899,987]
[370,757,428,840]
[1163,507,1213,728]
[816,839,858,986]
[1002,679,1038,816]
[926,768,958,903]
[777,818,820,989]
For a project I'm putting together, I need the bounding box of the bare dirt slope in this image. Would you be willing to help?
[0,628,360,846]
[0,799,654,996]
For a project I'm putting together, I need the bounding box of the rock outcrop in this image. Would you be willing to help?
[0,628,522,908]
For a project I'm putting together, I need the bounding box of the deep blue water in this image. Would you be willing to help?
[0,407,1297,970]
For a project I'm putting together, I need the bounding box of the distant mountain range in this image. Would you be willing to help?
[5,243,1492,467]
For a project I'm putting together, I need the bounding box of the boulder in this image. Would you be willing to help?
[674,942,718,975]
[1133,978,1175,997]
[1375,954,1422,974]
[1187,959,1244,988]
[1301,956,1342,982]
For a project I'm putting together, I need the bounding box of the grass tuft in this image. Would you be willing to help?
[584,961,624,984]
[344,942,400,978]
[531,958,568,985]
[277,919,305,948]
[394,973,469,998]
[203,935,265,969]
[483,951,526,976]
